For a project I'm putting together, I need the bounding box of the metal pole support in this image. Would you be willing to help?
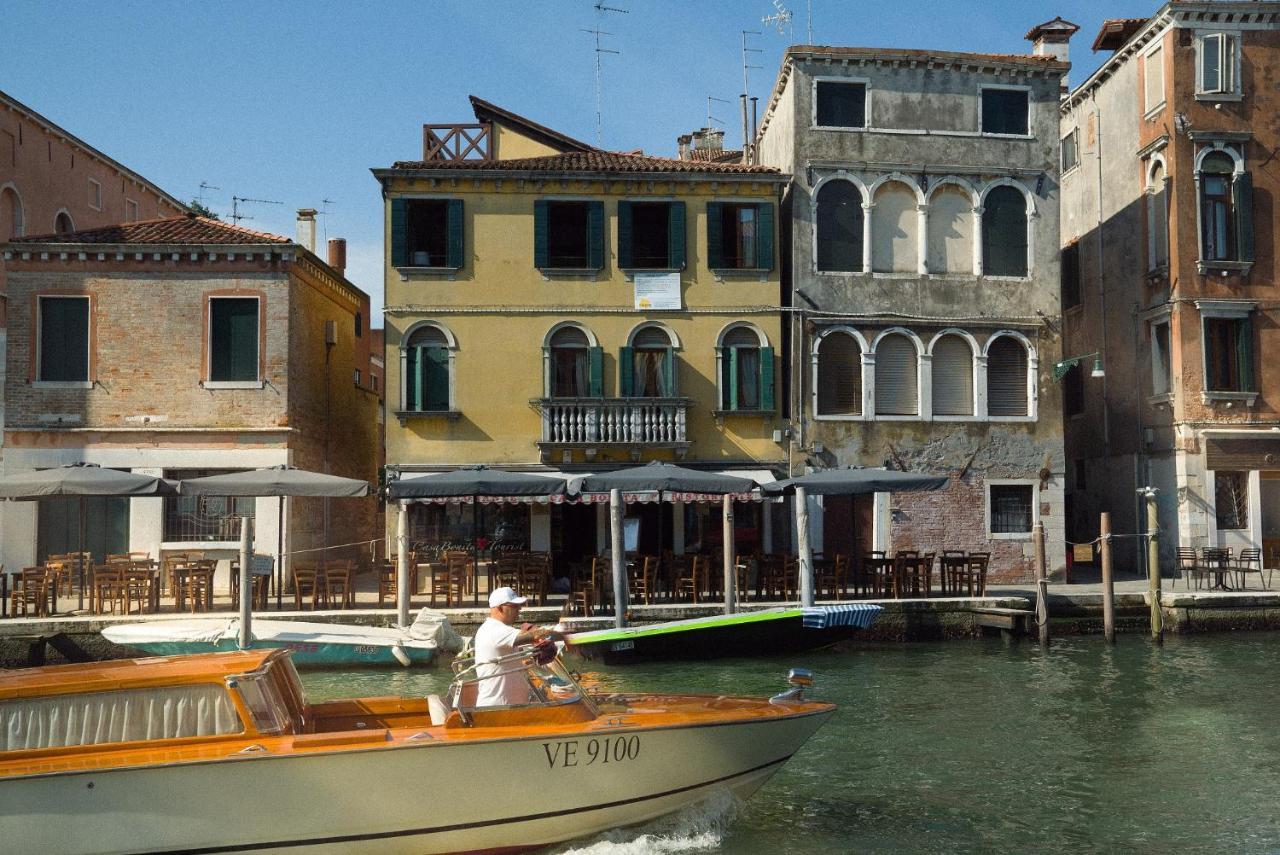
[238,516,252,650]
[396,500,411,627]
[1142,488,1163,645]
[1100,512,1115,644]
[722,495,736,615]
[610,488,627,629]
[1034,520,1049,648]
[795,486,815,608]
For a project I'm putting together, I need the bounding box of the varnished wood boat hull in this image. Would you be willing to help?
[0,704,832,854]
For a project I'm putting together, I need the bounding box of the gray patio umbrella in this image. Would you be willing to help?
[179,466,371,638]
[573,462,760,626]
[388,467,569,623]
[0,463,175,611]
[766,467,948,607]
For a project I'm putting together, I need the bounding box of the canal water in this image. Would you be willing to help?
[301,634,1280,853]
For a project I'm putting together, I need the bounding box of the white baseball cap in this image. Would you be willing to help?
[489,586,528,608]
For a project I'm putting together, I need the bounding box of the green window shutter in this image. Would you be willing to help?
[533,200,549,269]
[390,198,408,268]
[760,346,775,412]
[706,202,724,270]
[619,346,634,397]
[587,201,605,270]
[757,202,775,271]
[668,201,686,270]
[617,201,633,269]
[405,347,419,410]
[588,346,603,397]
[39,297,89,382]
[719,348,732,409]
[1234,171,1254,262]
[424,346,450,410]
[727,348,740,410]
[662,346,676,396]
[445,199,465,269]
[1237,316,1255,392]
[210,298,259,382]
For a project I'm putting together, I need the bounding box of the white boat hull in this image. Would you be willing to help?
[1,707,830,854]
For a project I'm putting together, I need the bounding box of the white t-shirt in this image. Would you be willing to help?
[473,617,529,707]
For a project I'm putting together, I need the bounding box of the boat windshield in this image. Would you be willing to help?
[447,647,591,716]
[227,656,306,735]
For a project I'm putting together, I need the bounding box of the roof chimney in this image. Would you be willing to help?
[327,238,347,275]
[692,127,724,152]
[1025,17,1080,89]
[677,133,693,161]
[295,208,318,252]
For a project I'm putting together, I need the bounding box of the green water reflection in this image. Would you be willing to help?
[301,634,1280,853]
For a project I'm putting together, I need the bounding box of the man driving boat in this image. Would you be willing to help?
[474,587,563,707]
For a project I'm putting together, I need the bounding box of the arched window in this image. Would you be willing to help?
[926,185,974,274]
[987,336,1030,416]
[1146,160,1169,270]
[931,335,974,416]
[1,187,23,239]
[982,186,1028,277]
[1197,150,1252,263]
[816,181,864,272]
[403,324,453,412]
[875,333,918,416]
[623,325,676,397]
[871,181,918,273]
[547,326,599,398]
[718,325,773,412]
[54,211,74,235]
[816,331,862,416]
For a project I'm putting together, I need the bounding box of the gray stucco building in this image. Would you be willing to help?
[756,27,1072,579]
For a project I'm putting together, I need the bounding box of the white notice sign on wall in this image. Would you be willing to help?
[633,272,682,310]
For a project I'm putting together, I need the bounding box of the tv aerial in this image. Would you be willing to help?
[583,1,627,148]
[230,195,282,225]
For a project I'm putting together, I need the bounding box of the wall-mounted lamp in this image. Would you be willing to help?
[1051,352,1105,381]
[1173,113,1192,136]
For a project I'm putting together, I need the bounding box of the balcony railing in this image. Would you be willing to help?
[536,398,691,447]
[421,123,492,162]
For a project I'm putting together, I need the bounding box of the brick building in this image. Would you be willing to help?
[1060,2,1280,570]
[0,214,379,580]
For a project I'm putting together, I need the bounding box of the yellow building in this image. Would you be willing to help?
[372,98,789,566]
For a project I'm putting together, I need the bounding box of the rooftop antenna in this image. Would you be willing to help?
[808,0,814,44]
[741,30,763,158]
[319,198,335,242]
[196,181,221,207]
[230,195,283,225]
[584,2,627,148]
[762,1,793,38]
[706,95,730,131]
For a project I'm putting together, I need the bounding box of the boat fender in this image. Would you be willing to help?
[390,644,412,668]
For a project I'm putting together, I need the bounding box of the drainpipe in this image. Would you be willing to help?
[1092,95,1112,459]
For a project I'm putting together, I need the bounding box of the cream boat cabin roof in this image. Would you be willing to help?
[0,649,279,702]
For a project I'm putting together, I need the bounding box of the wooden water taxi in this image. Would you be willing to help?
[0,646,833,854]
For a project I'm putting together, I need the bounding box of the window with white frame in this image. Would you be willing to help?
[814,81,867,128]
[874,333,918,416]
[403,324,453,412]
[37,295,90,383]
[1198,32,1240,96]
[816,331,862,417]
[982,185,1029,277]
[1203,313,1255,394]
[208,297,260,383]
[1151,319,1171,396]
[622,325,677,397]
[988,482,1035,535]
[1198,150,1252,264]
[1061,128,1079,172]
[1214,471,1248,530]
[1144,44,1165,112]
[124,198,139,223]
[980,87,1029,136]
[1146,160,1170,270]
[547,326,601,398]
[87,179,102,211]
[816,181,864,272]
[986,336,1030,417]
[931,335,974,417]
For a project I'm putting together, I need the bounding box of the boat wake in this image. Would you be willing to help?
[550,790,741,854]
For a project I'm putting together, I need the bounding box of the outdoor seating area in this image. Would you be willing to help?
[1176,546,1272,591]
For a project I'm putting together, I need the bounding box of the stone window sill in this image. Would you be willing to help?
[395,409,462,424]
[33,380,93,390]
[202,380,264,390]
[1197,260,1252,275]
[1201,391,1257,407]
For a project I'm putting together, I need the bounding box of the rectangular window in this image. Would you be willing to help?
[164,469,256,542]
[1061,129,1079,172]
[355,312,362,338]
[815,81,867,128]
[547,201,588,267]
[1214,471,1248,530]
[354,368,362,386]
[88,178,102,211]
[981,88,1029,136]
[372,374,379,392]
[124,198,139,223]
[1204,316,1254,392]
[1199,33,1239,95]
[38,296,90,382]
[391,198,464,269]
[989,484,1034,535]
[1061,242,1081,309]
[617,201,685,270]
[208,297,260,383]
[1144,44,1165,111]
[720,346,774,411]
[406,346,450,411]
[1151,321,1171,396]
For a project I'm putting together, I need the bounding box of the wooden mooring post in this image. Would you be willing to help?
[1034,520,1049,648]
[1141,488,1164,645]
[1100,512,1115,644]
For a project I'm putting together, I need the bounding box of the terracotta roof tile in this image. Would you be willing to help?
[688,148,745,163]
[468,96,598,153]
[12,214,292,246]
[787,45,1068,69]
[391,150,779,175]
[1092,18,1150,52]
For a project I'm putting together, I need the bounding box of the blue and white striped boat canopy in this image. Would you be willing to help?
[801,604,882,630]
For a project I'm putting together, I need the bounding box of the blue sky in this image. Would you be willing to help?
[4,0,1152,323]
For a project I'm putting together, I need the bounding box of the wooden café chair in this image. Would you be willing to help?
[10,567,50,618]
[292,565,322,610]
[673,554,704,604]
[564,556,605,617]
[92,564,126,615]
[520,553,551,605]
[377,561,398,608]
[628,555,657,606]
[322,560,355,609]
